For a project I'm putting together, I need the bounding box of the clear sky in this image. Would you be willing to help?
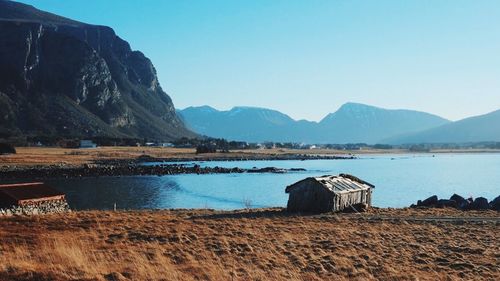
[16,0,500,121]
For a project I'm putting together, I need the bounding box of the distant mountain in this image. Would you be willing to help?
[177,106,300,142]
[178,103,450,144]
[386,109,500,144]
[0,0,195,140]
[318,103,450,144]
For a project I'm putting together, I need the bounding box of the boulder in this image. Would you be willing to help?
[466,197,474,207]
[450,194,468,210]
[418,195,438,207]
[489,195,500,211]
[437,199,457,208]
[470,197,489,210]
[247,167,287,173]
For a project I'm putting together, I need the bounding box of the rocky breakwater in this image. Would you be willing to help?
[0,200,69,216]
[411,194,500,211]
[0,164,307,180]
[132,154,356,164]
[247,167,304,173]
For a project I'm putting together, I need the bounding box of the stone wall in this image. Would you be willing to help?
[0,200,70,216]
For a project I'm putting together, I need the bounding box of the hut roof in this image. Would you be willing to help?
[0,182,65,206]
[285,174,375,194]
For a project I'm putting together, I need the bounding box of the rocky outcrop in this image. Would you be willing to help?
[412,194,499,211]
[0,0,195,140]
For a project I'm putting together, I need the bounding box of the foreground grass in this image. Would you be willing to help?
[0,208,498,281]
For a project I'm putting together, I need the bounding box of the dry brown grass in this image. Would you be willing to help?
[0,146,358,167]
[0,208,498,281]
[2,147,499,168]
[0,147,195,167]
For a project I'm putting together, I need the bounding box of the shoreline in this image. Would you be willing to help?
[0,157,355,181]
[0,154,352,180]
[2,146,500,180]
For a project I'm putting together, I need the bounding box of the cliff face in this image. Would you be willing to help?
[0,0,195,140]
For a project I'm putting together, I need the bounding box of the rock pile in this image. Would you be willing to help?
[411,194,500,211]
[0,164,307,180]
[0,200,70,216]
[247,167,288,173]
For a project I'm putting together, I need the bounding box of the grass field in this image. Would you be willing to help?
[0,146,359,167]
[0,208,498,281]
[0,147,197,166]
[2,146,499,167]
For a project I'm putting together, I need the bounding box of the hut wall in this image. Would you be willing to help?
[366,189,372,206]
[287,181,334,213]
[332,188,372,212]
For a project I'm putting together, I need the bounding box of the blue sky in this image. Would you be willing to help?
[16,0,500,121]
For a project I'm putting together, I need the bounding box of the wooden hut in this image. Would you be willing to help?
[0,182,65,208]
[285,174,374,213]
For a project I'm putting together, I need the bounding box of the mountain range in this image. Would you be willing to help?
[0,0,195,140]
[385,109,500,144]
[177,103,477,144]
[178,104,500,144]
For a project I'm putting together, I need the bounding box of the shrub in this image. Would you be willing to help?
[0,143,16,154]
[196,145,216,154]
[373,144,393,149]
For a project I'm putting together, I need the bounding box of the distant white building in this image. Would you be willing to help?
[79,140,97,148]
[161,143,174,147]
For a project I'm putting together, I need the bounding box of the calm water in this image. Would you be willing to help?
[39,153,499,210]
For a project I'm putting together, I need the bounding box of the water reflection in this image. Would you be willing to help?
[46,177,179,210]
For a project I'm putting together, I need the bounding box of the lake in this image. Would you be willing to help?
[43,153,499,210]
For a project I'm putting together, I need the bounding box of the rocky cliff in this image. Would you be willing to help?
[0,0,195,140]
